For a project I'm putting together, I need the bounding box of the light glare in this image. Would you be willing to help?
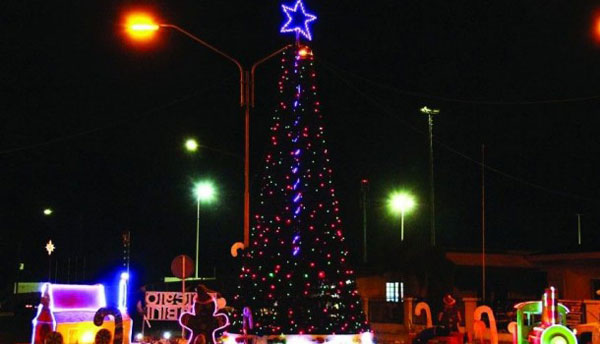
[550,336,567,344]
[185,138,199,152]
[388,191,416,214]
[194,181,216,203]
[361,332,375,344]
[45,240,56,256]
[80,331,94,343]
[125,13,159,41]
[131,23,158,31]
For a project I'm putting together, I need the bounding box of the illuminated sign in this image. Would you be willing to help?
[145,291,196,321]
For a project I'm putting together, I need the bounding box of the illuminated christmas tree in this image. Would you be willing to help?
[233,1,369,336]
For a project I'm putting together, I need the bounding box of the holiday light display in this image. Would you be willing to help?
[179,285,230,344]
[233,42,369,338]
[513,287,576,344]
[31,278,132,344]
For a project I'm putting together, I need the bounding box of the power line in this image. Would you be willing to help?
[317,58,599,204]
[317,58,600,105]
[1,77,240,157]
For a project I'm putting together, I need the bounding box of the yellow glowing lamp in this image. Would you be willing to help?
[125,13,159,41]
[80,330,95,343]
[297,47,312,59]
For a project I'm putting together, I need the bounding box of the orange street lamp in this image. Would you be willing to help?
[123,12,291,250]
[595,16,600,42]
[125,13,159,41]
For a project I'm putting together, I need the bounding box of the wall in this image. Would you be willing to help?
[543,265,600,300]
[356,275,386,300]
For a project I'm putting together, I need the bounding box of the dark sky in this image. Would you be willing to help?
[1,0,599,290]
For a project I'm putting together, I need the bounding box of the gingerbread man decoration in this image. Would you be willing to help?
[179,284,229,344]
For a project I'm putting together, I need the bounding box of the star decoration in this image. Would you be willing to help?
[280,0,317,41]
[45,240,55,256]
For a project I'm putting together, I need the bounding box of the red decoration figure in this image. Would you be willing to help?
[438,294,462,333]
[44,332,63,344]
[32,290,54,344]
[180,284,229,344]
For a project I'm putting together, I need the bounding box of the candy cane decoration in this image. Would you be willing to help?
[415,302,433,328]
[474,305,498,344]
[93,306,123,344]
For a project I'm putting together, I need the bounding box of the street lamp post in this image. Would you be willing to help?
[388,191,416,242]
[420,106,440,247]
[360,179,369,264]
[125,16,291,249]
[193,181,216,279]
[45,240,55,281]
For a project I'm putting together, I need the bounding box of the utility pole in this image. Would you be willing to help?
[360,179,369,264]
[420,106,440,246]
[576,214,582,246]
[481,144,486,303]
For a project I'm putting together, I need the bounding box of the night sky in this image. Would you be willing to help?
[2,1,599,290]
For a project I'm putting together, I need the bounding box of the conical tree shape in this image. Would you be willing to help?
[234,45,369,335]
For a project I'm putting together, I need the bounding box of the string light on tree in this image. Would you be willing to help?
[234,1,369,337]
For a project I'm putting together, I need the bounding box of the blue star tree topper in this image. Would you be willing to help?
[280,0,317,41]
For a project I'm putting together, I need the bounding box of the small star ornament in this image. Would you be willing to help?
[280,0,317,41]
[45,240,55,256]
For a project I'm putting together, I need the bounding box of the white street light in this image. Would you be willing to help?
[388,191,416,242]
[185,138,199,152]
[193,181,217,278]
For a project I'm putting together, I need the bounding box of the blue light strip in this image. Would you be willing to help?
[289,60,306,257]
[292,235,301,256]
